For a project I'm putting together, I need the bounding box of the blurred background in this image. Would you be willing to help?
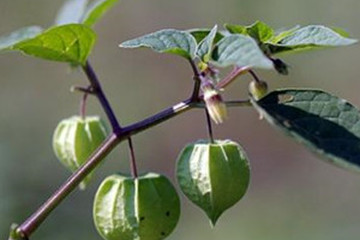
[1,0,360,239]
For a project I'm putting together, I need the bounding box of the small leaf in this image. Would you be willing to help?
[197,25,218,62]
[188,28,224,44]
[0,26,43,52]
[270,25,300,43]
[224,24,247,35]
[246,21,274,43]
[82,0,120,27]
[120,29,198,60]
[11,24,96,65]
[211,34,273,69]
[55,0,89,25]
[268,25,357,54]
[252,89,360,173]
[279,25,357,46]
[330,27,351,38]
[225,21,274,43]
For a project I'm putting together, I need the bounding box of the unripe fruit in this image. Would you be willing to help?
[176,139,250,225]
[248,80,268,100]
[93,173,180,240]
[53,116,108,190]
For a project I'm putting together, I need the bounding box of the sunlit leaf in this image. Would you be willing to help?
[120,29,198,60]
[12,24,96,65]
[211,34,273,69]
[82,0,120,27]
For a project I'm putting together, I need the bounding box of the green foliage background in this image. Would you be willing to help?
[1,0,360,239]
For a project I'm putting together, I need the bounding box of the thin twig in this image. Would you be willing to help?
[82,61,121,133]
[216,66,250,89]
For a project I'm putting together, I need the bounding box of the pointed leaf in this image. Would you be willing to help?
[270,25,300,43]
[82,0,120,27]
[188,28,224,44]
[246,21,274,43]
[197,25,218,62]
[225,21,274,43]
[120,29,198,60]
[224,24,247,35]
[211,34,273,69]
[55,0,89,25]
[268,25,357,54]
[252,89,360,173]
[11,24,96,65]
[0,26,43,52]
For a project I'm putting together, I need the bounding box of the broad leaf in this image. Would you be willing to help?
[55,0,88,25]
[11,24,96,65]
[188,29,224,44]
[197,25,218,62]
[82,0,120,27]
[120,29,198,60]
[252,89,360,172]
[268,25,357,54]
[0,26,43,51]
[211,34,273,69]
[225,21,274,43]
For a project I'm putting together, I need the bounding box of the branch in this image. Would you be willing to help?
[17,133,119,238]
[10,63,252,240]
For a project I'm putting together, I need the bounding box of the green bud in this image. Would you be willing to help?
[176,139,250,226]
[248,80,268,100]
[93,173,180,240]
[52,116,108,190]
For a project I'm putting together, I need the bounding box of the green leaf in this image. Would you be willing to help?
[268,25,357,54]
[330,26,351,38]
[279,25,357,46]
[211,34,273,69]
[246,21,274,43]
[197,25,218,62]
[55,0,89,25]
[252,89,360,173]
[225,21,274,43]
[270,25,300,43]
[188,28,224,44]
[11,24,96,65]
[82,0,120,27]
[224,24,247,35]
[0,26,43,52]
[120,29,198,60]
